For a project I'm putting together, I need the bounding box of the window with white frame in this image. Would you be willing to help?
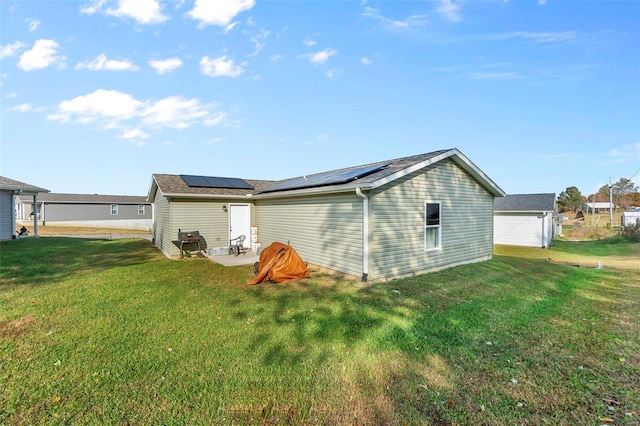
[138,205,145,215]
[424,201,441,250]
[111,204,118,215]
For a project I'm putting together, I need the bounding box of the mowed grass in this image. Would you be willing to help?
[1,237,638,425]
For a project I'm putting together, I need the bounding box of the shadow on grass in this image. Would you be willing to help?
[237,256,608,423]
[0,237,159,288]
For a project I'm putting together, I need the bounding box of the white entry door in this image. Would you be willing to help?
[229,204,251,248]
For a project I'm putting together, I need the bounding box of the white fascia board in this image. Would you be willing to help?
[163,193,254,201]
[253,185,366,199]
[147,177,159,203]
[370,148,506,197]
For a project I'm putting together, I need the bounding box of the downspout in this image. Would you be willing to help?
[355,188,369,282]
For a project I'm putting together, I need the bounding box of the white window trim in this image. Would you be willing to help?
[424,201,442,251]
[111,204,119,215]
[138,204,145,215]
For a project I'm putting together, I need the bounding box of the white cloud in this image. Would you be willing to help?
[47,89,227,134]
[324,69,342,78]
[79,0,106,15]
[119,128,149,139]
[81,0,168,25]
[187,0,255,28]
[362,7,429,31]
[305,48,337,65]
[538,0,547,4]
[303,39,317,47]
[200,55,244,77]
[436,0,462,23]
[361,57,373,66]
[148,58,183,75]
[207,137,223,144]
[270,54,282,62]
[248,28,270,57]
[8,103,33,112]
[141,96,211,129]
[488,31,577,43]
[106,0,167,24]
[75,53,139,71]
[17,39,65,71]
[47,89,141,124]
[223,21,239,33]
[5,93,17,99]
[27,19,41,32]
[470,72,523,80]
[0,41,26,59]
[203,111,226,126]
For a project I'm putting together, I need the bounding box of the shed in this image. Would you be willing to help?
[15,193,152,230]
[621,211,640,226]
[494,193,557,248]
[149,148,505,281]
[0,176,49,241]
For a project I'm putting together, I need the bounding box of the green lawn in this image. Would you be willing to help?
[1,237,639,425]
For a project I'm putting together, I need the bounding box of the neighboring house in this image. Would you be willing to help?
[149,148,506,282]
[621,211,640,226]
[0,176,49,241]
[494,193,557,248]
[16,193,152,230]
[583,202,616,213]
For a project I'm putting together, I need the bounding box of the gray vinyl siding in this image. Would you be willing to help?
[0,191,14,241]
[153,192,172,256]
[171,200,233,254]
[255,194,363,277]
[369,159,494,281]
[40,203,151,221]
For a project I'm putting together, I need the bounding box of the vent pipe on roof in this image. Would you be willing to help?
[355,188,369,282]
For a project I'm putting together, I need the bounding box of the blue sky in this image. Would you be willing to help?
[1,0,639,197]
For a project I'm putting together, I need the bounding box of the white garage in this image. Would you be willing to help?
[494,193,557,248]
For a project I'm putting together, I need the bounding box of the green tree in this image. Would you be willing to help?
[598,178,640,209]
[557,186,584,213]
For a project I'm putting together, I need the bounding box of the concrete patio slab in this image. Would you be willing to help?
[208,251,259,266]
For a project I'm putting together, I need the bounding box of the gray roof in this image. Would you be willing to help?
[149,148,506,200]
[150,174,275,201]
[494,193,556,212]
[0,176,49,194]
[17,192,149,204]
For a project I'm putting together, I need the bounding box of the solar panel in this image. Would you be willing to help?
[181,175,254,190]
[261,163,388,193]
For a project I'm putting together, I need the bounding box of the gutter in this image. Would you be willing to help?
[355,188,369,282]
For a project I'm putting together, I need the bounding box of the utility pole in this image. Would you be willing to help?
[609,179,614,228]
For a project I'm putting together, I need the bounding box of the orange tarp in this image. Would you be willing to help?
[247,242,311,285]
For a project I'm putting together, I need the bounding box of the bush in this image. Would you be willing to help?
[620,222,640,242]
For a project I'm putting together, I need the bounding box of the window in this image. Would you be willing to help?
[138,205,145,215]
[424,202,441,251]
[111,204,118,215]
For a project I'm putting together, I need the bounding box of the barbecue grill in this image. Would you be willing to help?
[174,229,204,258]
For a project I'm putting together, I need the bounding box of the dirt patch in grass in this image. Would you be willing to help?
[16,222,151,237]
[0,314,36,338]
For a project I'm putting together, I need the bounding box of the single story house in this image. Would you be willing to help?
[583,202,616,213]
[0,176,49,241]
[16,193,153,230]
[148,148,506,282]
[494,193,557,248]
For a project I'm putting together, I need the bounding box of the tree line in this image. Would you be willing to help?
[557,177,640,213]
